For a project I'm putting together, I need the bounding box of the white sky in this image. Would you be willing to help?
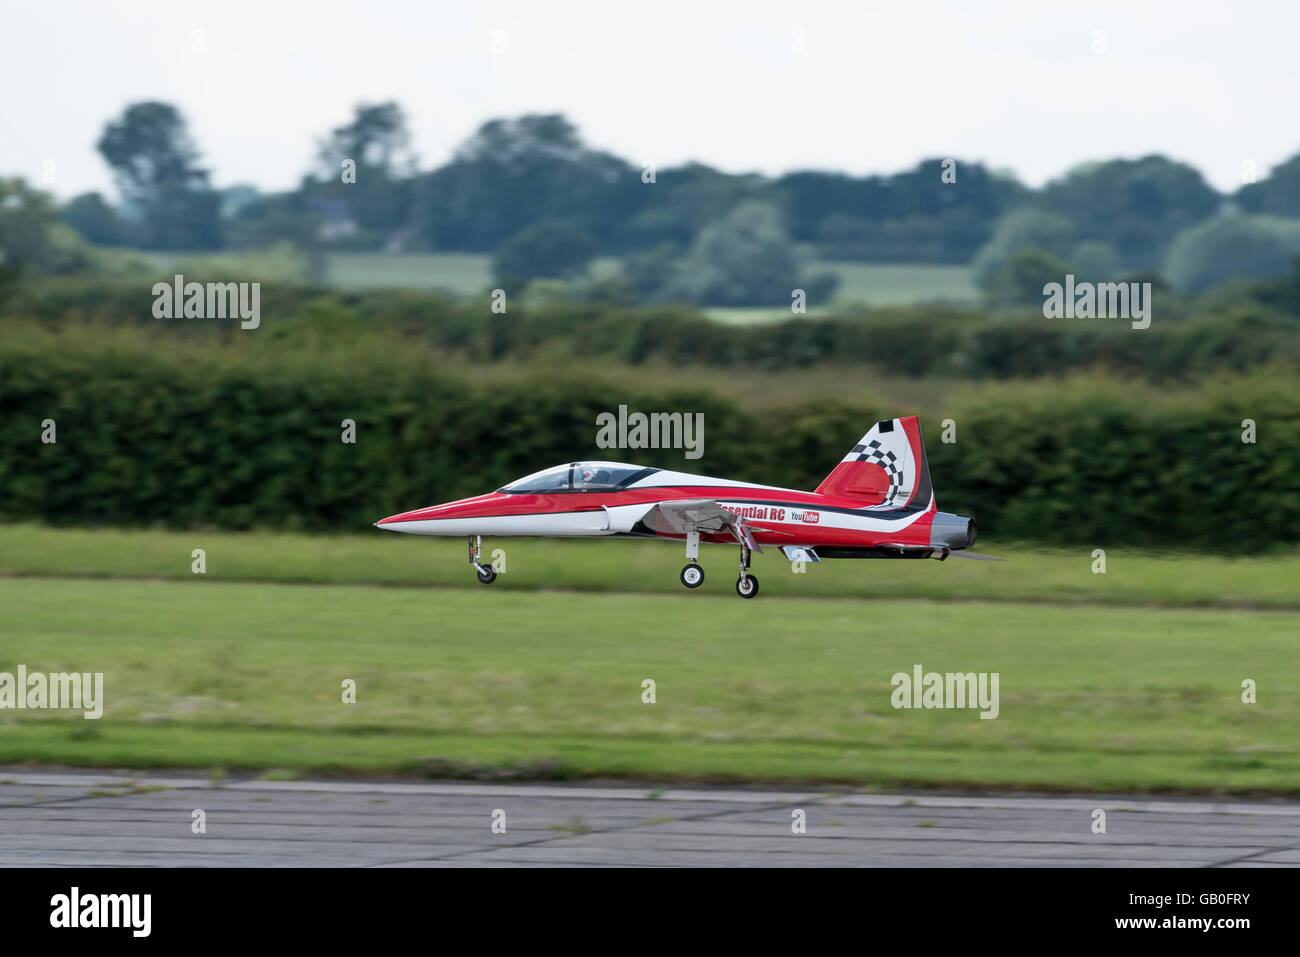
[3,0,1297,199]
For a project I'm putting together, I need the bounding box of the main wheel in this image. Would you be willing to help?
[476,564,498,584]
[735,574,759,599]
[680,563,704,588]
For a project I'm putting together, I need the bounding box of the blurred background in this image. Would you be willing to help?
[0,1,1297,796]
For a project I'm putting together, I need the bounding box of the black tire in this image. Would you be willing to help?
[735,574,759,599]
[476,565,498,584]
[680,563,704,588]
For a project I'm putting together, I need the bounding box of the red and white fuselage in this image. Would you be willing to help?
[376,416,977,559]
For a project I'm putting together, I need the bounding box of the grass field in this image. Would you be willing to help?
[128,251,978,320]
[320,252,976,314]
[1,524,1296,610]
[325,252,494,291]
[324,253,625,294]
[2,576,1295,793]
[815,260,977,306]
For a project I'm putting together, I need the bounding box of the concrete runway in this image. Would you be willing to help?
[1,769,1297,867]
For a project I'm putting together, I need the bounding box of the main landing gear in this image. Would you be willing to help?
[678,528,760,599]
[735,572,759,599]
[469,535,497,584]
[735,542,759,599]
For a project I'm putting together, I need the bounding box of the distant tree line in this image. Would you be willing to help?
[7,258,1300,381]
[6,100,1300,305]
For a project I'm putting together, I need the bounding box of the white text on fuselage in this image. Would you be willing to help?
[723,504,819,524]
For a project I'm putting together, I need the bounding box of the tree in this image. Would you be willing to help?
[0,178,93,274]
[656,201,837,307]
[0,178,57,275]
[779,161,1025,262]
[414,114,642,251]
[973,208,1075,289]
[96,101,222,249]
[625,163,768,249]
[1164,214,1300,293]
[1237,152,1300,217]
[218,185,262,220]
[492,220,596,289]
[982,247,1075,308]
[1036,156,1220,269]
[61,192,129,246]
[316,101,413,178]
[1069,240,1122,283]
[623,242,683,301]
[310,101,415,236]
[222,189,330,280]
[1248,255,1300,314]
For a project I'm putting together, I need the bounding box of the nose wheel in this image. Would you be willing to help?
[735,542,758,598]
[468,535,497,585]
[680,563,704,588]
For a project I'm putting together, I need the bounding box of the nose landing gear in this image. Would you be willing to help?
[736,543,759,599]
[469,535,497,584]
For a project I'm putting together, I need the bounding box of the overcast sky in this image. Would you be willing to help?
[3,0,1297,200]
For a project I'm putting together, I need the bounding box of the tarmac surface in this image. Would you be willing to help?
[1,769,1297,867]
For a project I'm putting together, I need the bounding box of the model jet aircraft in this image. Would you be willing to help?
[376,415,999,598]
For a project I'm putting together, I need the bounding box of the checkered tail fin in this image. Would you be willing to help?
[813,416,935,511]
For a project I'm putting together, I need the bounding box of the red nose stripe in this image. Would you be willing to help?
[376,492,509,525]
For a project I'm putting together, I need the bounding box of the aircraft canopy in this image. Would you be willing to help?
[499,462,656,493]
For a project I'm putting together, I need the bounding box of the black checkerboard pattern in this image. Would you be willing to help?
[848,439,905,505]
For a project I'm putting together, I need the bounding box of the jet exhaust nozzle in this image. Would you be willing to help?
[931,511,976,550]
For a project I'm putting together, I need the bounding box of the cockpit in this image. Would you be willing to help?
[499,462,658,494]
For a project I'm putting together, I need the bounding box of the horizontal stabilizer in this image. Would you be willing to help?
[948,550,1005,562]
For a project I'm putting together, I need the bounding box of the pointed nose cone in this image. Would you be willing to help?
[374,509,420,530]
[374,493,504,533]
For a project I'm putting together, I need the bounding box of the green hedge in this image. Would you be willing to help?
[6,278,1300,380]
[1,330,1296,549]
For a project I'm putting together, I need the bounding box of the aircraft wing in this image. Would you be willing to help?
[640,499,791,554]
[641,499,738,535]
